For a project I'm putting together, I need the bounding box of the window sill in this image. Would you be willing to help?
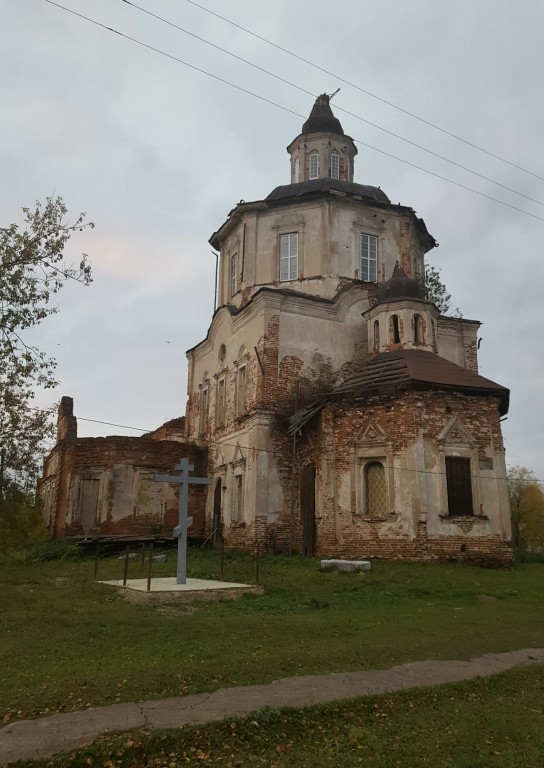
[439,515,489,522]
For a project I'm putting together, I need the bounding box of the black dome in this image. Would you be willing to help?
[377,263,424,302]
[302,94,344,135]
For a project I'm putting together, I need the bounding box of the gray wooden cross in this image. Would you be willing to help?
[154,458,211,584]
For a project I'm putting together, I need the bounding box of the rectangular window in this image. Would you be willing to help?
[236,365,247,417]
[360,234,378,282]
[232,474,243,522]
[309,151,319,179]
[216,378,226,429]
[280,233,298,282]
[331,152,339,179]
[445,457,473,516]
[230,252,237,297]
[199,386,208,436]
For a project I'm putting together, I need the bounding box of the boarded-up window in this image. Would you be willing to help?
[446,457,473,516]
[216,378,226,429]
[232,474,243,522]
[365,461,387,518]
[199,386,208,435]
[78,478,100,534]
[236,365,246,417]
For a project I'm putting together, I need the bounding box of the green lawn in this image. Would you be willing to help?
[15,665,544,768]
[1,548,543,722]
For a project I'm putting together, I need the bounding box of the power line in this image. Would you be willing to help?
[9,408,542,483]
[183,0,544,184]
[120,0,544,210]
[41,0,544,224]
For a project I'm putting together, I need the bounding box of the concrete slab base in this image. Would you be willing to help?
[99,577,261,604]
[320,559,372,572]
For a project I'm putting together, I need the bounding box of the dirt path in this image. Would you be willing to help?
[1,647,543,766]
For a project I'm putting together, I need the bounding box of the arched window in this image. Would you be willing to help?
[390,315,400,344]
[373,320,380,352]
[294,157,300,183]
[414,314,423,345]
[365,461,387,518]
[330,150,339,179]
[309,150,319,179]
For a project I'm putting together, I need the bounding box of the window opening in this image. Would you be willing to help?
[294,156,300,183]
[365,461,387,518]
[391,315,400,344]
[232,474,243,522]
[236,365,247,417]
[280,233,298,281]
[216,378,226,429]
[414,314,423,345]
[360,234,377,282]
[309,150,319,179]
[330,150,339,179]
[230,252,237,297]
[373,320,380,352]
[199,386,209,435]
[445,457,473,516]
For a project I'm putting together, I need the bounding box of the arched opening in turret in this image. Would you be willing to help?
[294,157,300,183]
[414,314,423,345]
[373,320,380,353]
[390,315,401,344]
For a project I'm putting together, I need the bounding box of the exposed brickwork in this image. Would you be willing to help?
[42,435,207,540]
[399,215,412,276]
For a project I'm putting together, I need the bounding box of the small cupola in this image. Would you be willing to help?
[287,93,358,184]
[365,263,439,355]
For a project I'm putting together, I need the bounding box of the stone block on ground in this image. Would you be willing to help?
[320,559,371,573]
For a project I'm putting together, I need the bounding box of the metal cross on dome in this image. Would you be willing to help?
[154,458,211,584]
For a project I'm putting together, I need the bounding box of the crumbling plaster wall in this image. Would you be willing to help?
[289,390,511,565]
[217,199,428,308]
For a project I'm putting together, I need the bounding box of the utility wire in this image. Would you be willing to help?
[42,0,544,224]
[183,0,544,184]
[120,0,544,210]
[12,409,542,483]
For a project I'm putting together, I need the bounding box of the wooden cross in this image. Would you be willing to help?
[154,458,211,584]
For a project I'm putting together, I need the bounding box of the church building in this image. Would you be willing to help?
[185,94,512,564]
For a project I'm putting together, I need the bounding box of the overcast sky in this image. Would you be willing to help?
[2,0,543,481]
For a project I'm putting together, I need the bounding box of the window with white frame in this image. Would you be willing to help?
[216,377,226,429]
[360,234,378,282]
[309,150,319,179]
[280,233,298,281]
[330,150,339,179]
[235,364,247,417]
[294,157,300,183]
[232,473,243,522]
[230,252,237,297]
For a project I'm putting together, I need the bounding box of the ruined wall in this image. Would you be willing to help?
[43,437,207,540]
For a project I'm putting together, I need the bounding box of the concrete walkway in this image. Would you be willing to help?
[1,648,543,765]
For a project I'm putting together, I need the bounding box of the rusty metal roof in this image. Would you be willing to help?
[288,350,509,434]
[266,177,390,204]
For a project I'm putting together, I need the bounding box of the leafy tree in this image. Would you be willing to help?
[518,483,544,552]
[507,465,542,550]
[0,480,45,553]
[419,265,462,316]
[0,196,93,491]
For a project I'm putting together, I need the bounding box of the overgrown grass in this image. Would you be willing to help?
[14,665,544,767]
[1,548,543,722]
